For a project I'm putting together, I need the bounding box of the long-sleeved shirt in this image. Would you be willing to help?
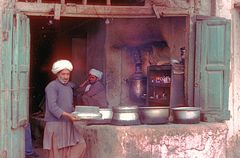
[80,81,108,108]
[44,79,75,122]
[43,79,85,150]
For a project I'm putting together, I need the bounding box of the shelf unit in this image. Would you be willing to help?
[147,65,171,106]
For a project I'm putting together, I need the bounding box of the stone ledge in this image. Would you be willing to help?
[74,122,228,158]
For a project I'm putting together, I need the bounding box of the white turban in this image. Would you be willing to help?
[89,68,103,79]
[51,60,73,74]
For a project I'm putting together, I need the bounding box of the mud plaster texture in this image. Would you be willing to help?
[74,122,228,158]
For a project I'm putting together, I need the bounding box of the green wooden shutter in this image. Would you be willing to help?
[11,13,30,129]
[1,10,30,158]
[195,18,231,122]
[1,10,14,157]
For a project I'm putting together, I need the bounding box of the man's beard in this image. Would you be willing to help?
[58,77,69,84]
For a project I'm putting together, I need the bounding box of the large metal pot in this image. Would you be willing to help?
[112,106,140,125]
[172,107,200,124]
[139,107,170,124]
[128,72,147,105]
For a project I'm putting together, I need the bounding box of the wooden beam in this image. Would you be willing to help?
[106,0,111,6]
[60,0,65,4]
[82,0,87,5]
[152,4,160,18]
[15,2,189,18]
[54,4,61,19]
[234,2,240,8]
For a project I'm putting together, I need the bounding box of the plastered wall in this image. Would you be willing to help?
[104,18,187,106]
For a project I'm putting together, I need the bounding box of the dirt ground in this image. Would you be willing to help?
[33,148,47,158]
[31,130,47,158]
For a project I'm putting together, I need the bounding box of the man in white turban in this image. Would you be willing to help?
[51,60,73,84]
[43,59,86,158]
[78,68,108,108]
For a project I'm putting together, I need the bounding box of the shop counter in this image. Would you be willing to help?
[73,122,228,158]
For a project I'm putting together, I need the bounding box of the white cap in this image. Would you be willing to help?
[51,60,73,74]
[89,68,103,79]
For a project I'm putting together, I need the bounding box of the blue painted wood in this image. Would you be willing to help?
[195,18,231,122]
[1,9,14,158]
[1,10,30,158]
[12,13,30,129]
[11,13,30,158]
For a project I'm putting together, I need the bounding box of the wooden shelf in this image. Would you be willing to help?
[147,65,171,106]
[148,98,169,106]
[148,98,169,102]
[149,83,171,87]
[148,64,171,71]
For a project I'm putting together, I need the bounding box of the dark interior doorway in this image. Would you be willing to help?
[29,16,102,113]
[29,16,104,147]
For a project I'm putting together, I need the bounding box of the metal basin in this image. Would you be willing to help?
[139,107,170,124]
[112,106,140,125]
[75,105,100,113]
[99,108,113,120]
[112,106,139,113]
[172,107,200,124]
[86,108,113,125]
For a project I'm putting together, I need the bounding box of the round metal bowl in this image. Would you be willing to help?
[112,106,140,125]
[112,106,139,113]
[171,107,200,124]
[139,107,170,124]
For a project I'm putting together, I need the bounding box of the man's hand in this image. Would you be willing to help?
[62,112,78,121]
[79,80,89,88]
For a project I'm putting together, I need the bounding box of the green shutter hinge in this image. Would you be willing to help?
[12,64,17,72]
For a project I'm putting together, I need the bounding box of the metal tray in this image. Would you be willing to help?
[72,112,102,120]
